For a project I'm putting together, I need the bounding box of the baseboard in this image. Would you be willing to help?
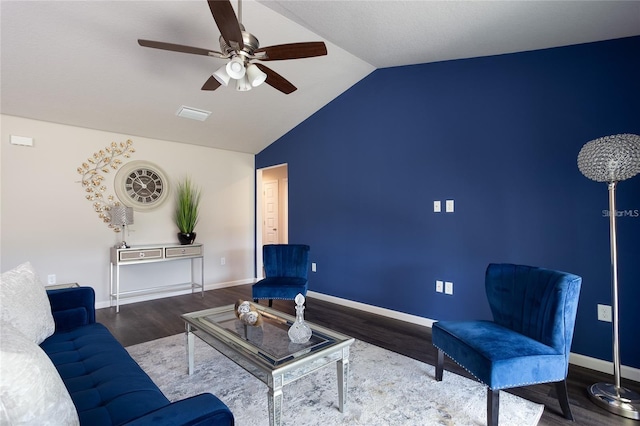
[307,290,640,383]
[307,290,436,328]
[94,278,256,310]
[569,352,640,383]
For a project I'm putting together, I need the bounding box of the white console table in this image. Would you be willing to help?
[109,243,204,313]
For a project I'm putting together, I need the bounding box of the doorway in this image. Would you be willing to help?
[256,164,288,277]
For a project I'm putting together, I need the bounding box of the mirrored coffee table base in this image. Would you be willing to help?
[182,304,355,426]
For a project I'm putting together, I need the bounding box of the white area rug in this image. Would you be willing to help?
[127,334,543,426]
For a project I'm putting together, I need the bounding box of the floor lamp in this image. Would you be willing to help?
[577,133,640,420]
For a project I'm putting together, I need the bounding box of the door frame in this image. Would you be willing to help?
[255,164,288,278]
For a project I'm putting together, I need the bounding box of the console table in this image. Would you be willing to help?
[109,243,204,313]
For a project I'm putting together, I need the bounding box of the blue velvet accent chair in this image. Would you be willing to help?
[253,244,310,307]
[432,263,582,426]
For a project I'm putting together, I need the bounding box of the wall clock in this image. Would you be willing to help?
[114,160,170,211]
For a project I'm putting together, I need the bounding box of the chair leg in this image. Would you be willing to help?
[555,380,574,421]
[435,349,444,381]
[487,388,499,426]
[253,299,258,303]
[268,299,273,307]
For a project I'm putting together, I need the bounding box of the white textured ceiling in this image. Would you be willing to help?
[2,1,639,154]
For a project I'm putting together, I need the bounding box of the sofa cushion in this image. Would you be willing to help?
[1,261,55,344]
[0,321,79,425]
[41,323,171,425]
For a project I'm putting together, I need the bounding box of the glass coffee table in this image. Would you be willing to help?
[182,304,355,426]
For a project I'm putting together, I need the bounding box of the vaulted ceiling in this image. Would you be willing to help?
[2,1,638,154]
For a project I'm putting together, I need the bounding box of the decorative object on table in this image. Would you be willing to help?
[577,133,640,420]
[114,160,170,212]
[75,139,135,231]
[288,293,312,344]
[234,299,263,326]
[174,176,202,245]
[109,206,134,248]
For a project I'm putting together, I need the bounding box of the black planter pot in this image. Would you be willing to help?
[177,232,196,245]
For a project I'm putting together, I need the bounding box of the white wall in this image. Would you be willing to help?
[1,115,255,308]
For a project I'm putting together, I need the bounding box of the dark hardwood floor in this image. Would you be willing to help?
[97,284,639,426]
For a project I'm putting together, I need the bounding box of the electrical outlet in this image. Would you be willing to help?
[220,257,226,266]
[436,280,444,293]
[311,262,317,272]
[445,281,453,295]
[47,274,56,285]
[597,304,612,322]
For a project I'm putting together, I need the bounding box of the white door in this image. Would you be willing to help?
[263,180,279,244]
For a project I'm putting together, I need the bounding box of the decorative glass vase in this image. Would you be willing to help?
[288,293,312,343]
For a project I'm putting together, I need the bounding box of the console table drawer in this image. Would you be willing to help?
[119,248,163,262]
[166,245,202,258]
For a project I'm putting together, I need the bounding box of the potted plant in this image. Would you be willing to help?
[174,177,201,245]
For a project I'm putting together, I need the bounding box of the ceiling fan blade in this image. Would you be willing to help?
[201,75,222,91]
[255,63,297,94]
[138,39,223,57]
[207,0,244,51]
[255,42,327,61]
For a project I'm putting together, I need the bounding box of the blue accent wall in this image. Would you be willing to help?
[256,36,640,368]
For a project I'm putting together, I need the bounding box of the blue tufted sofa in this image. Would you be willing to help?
[40,286,234,426]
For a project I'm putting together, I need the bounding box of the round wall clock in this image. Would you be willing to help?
[114,160,170,211]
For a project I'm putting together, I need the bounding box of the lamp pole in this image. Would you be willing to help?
[607,182,621,389]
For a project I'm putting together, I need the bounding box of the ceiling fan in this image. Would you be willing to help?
[138,0,327,94]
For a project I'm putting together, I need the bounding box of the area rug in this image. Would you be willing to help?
[127,334,543,425]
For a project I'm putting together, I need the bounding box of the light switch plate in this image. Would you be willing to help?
[446,200,454,212]
[436,280,444,293]
[445,281,453,295]
[434,201,441,213]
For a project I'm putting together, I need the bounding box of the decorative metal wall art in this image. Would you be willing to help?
[76,139,135,232]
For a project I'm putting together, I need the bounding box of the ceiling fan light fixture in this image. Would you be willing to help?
[246,63,267,87]
[235,75,252,92]
[212,65,230,86]
[226,57,246,79]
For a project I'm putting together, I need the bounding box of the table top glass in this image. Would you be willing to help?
[182,304,353,369]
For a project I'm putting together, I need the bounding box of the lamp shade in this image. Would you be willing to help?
[577,133,640,183]
[246,64,267,87]
[235,75,252,92]
[212,65,230,86]
[110,206,134,226]
[226,57,246,79]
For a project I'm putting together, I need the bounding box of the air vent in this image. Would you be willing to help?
[176,106,211,121]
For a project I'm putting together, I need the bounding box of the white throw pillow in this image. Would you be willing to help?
[0,321,79,425]
[0,262,55,344]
